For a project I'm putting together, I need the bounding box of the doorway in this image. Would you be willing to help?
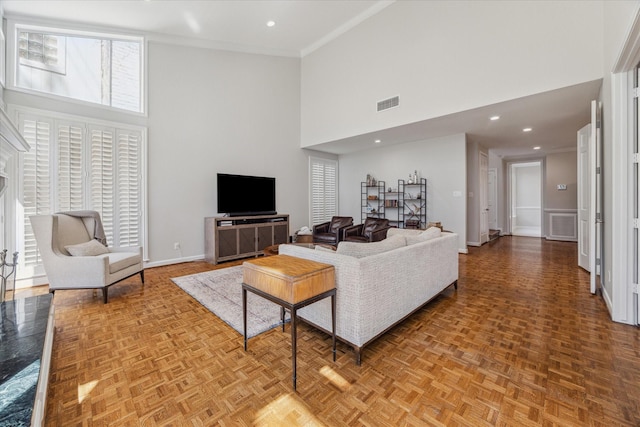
[509,161,542,237]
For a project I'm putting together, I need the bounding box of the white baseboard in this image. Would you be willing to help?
[144,254,205,269]
[467,241,481,247]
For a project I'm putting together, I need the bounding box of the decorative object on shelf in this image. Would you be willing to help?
[413,170,418,183]
[0,249,18,303]
[408,174,413,184]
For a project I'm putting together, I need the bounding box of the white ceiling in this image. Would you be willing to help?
[3,0,601,158]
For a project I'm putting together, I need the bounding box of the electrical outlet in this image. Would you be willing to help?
[173,242,180,250]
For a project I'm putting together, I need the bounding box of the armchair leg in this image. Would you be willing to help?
[103,287,108,304]
[140,270,145,284]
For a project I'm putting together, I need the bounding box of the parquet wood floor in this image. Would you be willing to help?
[19,236,639,426]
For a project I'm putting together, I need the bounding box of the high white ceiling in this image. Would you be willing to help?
[3,0,601,158]
[3,0,391,57]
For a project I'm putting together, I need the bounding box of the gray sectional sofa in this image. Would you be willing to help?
[278,227,459,364]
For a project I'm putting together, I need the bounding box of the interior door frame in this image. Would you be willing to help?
[506,159,544,237]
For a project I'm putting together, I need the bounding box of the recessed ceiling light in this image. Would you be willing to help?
[490,115,500,121]
[374,139,381,144]
[523,127,532,132]
[267,20,276,27]
[533,146,541,150]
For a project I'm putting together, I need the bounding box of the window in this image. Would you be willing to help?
[16,108,145,277]
[10,22,144,113]
[18,31,66,74]
[310,157,338,226]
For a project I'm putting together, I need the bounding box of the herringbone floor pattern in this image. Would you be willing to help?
[21,236,639,426]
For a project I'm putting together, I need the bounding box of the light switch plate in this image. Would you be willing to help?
[557,184,567,190]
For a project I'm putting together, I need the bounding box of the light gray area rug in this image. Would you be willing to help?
[171,265,289,338]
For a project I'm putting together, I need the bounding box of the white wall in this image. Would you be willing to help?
[338,134,467,252]
[146,43,306,263]
[301,0,604,147]
[602,1,640,323]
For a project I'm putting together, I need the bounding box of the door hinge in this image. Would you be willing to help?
[634,153,640,163]
[633,283,640,294]
[633,87,640,98]
[596,259,601,266]
[633,218,640,229]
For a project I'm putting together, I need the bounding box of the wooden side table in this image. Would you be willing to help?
[242,255,336,390]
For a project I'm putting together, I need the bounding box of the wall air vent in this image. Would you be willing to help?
[377,96,399,112]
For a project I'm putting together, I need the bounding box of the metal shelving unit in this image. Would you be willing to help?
[361,181,385,223]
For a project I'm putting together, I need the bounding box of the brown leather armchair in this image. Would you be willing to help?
[312,216,354,245]
[343,217,391,243]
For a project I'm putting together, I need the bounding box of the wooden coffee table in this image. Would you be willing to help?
[242,255,336,390]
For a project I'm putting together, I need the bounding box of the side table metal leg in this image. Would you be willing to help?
[281,306,285,331]
[243,288,248,351]
[331,293,336,362]
[291,307,297,391]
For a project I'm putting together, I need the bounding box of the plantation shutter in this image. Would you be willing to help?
[20,115,53,268]
[56,122,85,211]
[89,125,115,244]
[15,108,145,280]
[116,129,141,246]
[310,157,338,226]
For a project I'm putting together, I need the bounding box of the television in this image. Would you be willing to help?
[217,173,276,216]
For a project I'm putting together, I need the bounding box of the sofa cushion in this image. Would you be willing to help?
[336,234,406,258]
[405,227,442,245]
[387,227,423,238]
[108,252,142,274]
[65,239,109,256]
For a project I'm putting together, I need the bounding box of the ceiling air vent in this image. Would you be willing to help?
[377,96,399,112]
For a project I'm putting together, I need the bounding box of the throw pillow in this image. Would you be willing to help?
[336,234,406,258]
[405,226,442,245]
[65,239,109,256]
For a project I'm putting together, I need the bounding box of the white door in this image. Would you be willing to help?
[480,152,489,244]
[510,162,542,237]
[577,123,591,271]
[488,168,498,231]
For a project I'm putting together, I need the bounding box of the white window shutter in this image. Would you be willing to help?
[116,129,141,247]
[20,115,53,268]
[310,157,338,226]
[89,125,115,245]
[56,122,84,212]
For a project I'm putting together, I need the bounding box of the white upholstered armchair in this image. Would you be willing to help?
[30,212,144,303]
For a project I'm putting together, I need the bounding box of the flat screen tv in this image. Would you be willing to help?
[217,173,276,216]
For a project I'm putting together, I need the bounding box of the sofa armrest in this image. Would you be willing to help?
[313,222,330,234]
[369,226,391,242]
[44,252,111,289]
[343,224,363,239]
